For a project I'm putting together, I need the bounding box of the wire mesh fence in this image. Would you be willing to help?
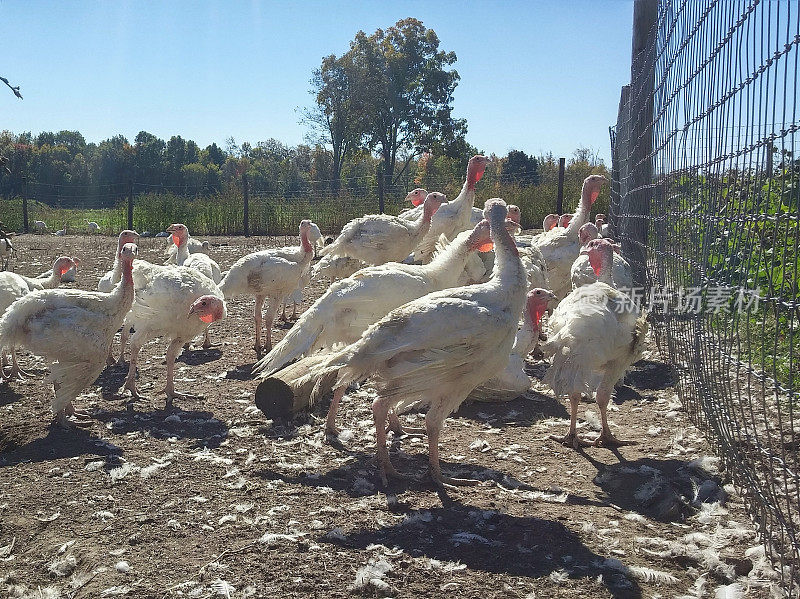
[0,168,611,238]
[611,0,799,593]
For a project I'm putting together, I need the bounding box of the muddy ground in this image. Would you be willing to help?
[0,233,785,598]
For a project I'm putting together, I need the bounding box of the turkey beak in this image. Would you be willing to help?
[166,225,176,233]
[545,291,556,314]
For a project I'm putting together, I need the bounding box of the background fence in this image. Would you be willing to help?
[612,0,799,594]
[0,167,609,238]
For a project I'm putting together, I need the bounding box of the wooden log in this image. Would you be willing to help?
[253,353,338,419]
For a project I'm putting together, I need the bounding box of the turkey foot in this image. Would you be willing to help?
[428,466,480,489]
[550,431,593,449]
[121,379,148,401]
[162,387,204,403]
[378,459,411,487]
[589,431,637,447]
[254,344,270,359]
[324,424,343,444]
[64,403,92,419]
[3,362,35,381]
[55,411,93,429]
[386,412,425,436]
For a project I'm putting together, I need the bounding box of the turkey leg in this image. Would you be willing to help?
[550,393,593,449]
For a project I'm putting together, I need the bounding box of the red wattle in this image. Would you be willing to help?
[172,234,181,246]
[411,196,425,207]
[199,313,214,323]
[590,190,599,203]
[477,241,494,252]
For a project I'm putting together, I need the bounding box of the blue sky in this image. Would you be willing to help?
[1,1,634,165]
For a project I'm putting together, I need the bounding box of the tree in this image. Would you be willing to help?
[133,131,166,186]
[302,53,366,194]
[347,18,466,187]
[502,150,540,185]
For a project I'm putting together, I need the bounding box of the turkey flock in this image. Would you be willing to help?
[0,156,647,489]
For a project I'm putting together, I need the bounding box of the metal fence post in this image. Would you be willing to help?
[22,176,28,233]
[556,157,565,215]
[242,171,250,237]
[377,165,385,214]
[624,0,657,288]
[127,180,134,230]
[611,85,631,240]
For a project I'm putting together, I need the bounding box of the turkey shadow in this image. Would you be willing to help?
[323,500,642,598]
[92,405,229,449]
[225,363,255,380]
[253,446,609,508]
[455,391,569,427]
[0,424,123,468]
[625,359,678,391]
[0,384,24,408]
[579,453,726,523]
[176,348,223,366]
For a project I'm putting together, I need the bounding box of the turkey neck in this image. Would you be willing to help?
[111,258,136,315]
[488,213,526,295]
[299,229,314,264]
[425,230,475,287]
[37,266,63,289]
[449,163,479,218]
[408,200,437,237]
[565,182,596,236]
[175,238,190,265]
[596,253,615,286]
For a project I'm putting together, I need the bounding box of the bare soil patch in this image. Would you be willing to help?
[0,234,780,598]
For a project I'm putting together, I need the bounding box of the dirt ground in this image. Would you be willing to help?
[0,233,786,599]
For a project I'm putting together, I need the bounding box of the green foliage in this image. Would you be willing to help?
[663,160,799,392]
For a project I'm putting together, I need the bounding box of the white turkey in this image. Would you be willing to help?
[86,220,100,234]
[167,224,222,283]
[252,218,500,379]
[164,235,210,264]
[55,224,67,236]
[0,245,137,427]
[467,288,555,402]
[218,219,316,356]
[570,223,633,290]
[96,230,141,364]
[543,237,648,448]
[0,256,77,381]
[167,223,223,348]
[37,257,80,283]
[542,213,558,231]
[280,221,324,321]
[396,188,429,220]
[319,192,446,266]
[413,155,491,263]
[276,199,527,487]
[507,205,522,227]
[471,201,550,291]
[98,230,141,292]
[595,213,611,237]
[531,174,607,300]
[12,256,75,293]
[121,266,226,407]
[311,253,365,283]
[558,213,573,228]
[0,236,12,271]
[33,220,48,234]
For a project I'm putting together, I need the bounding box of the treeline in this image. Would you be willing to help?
[0,127,606,197]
